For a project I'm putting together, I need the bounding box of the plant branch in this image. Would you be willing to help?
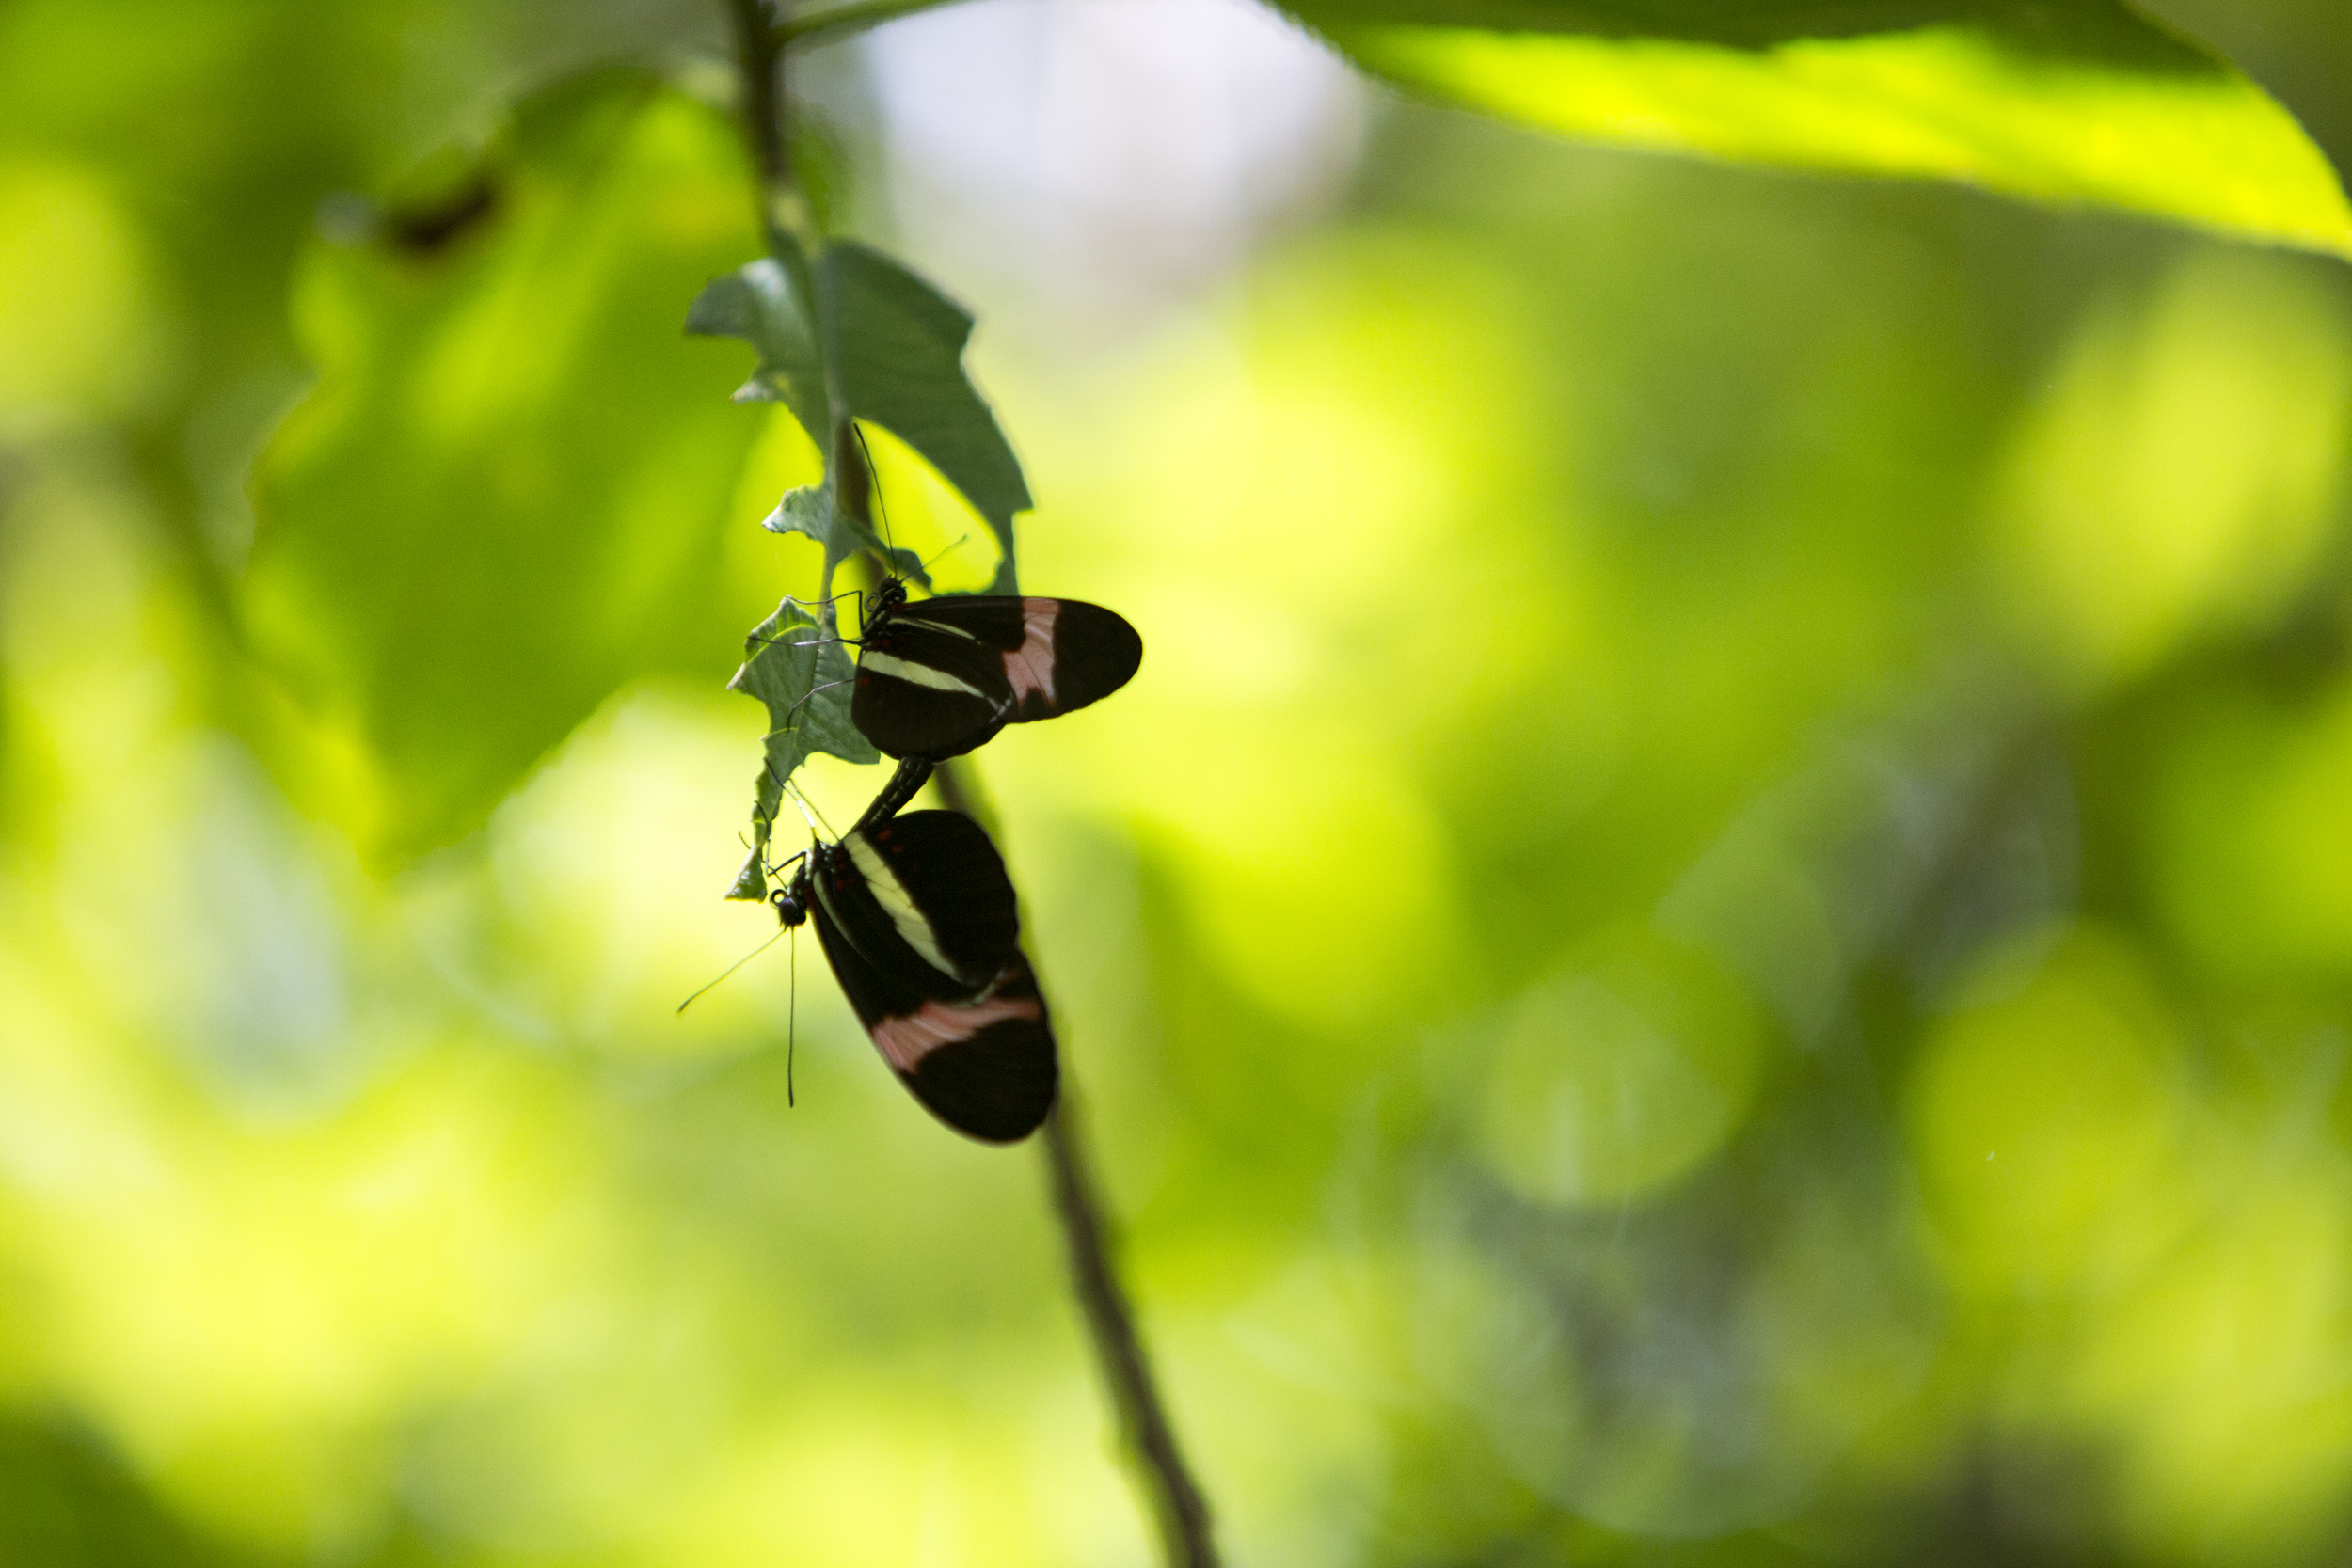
[723,0,834,562]
[1041,1091,1223,1568]
[726,0,823,283]
[724,0,791,205]
[773,0,984,49]
[875,569,1221,1568]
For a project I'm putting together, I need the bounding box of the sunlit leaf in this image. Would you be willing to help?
[820,243,1030,593]
[1283,0,2352,257]
[690,240,1030,594]
[727,595,875,888]
[684,253,828,447]
[246,70,768,863]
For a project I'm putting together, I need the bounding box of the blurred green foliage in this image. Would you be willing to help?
[248,70,771,863]
[8,1,2352,1566]
[1287,0,2352,259]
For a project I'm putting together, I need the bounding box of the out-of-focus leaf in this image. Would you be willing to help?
[728,595,875,889]
[691,240,1030,594]
[1282,0,2352,258]
[684,254,828,447]
[246,70,766,863]
[0,1416,246,1568]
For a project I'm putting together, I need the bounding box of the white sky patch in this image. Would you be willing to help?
[863,0,1368,327]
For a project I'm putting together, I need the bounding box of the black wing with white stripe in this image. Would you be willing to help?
[852,584,1143,760]
[803,810,1020,998]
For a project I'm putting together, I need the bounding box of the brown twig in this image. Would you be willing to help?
[723,0,790,205]
[1041,1087,1223,1566]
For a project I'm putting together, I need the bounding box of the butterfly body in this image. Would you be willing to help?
[852,579,1143,760]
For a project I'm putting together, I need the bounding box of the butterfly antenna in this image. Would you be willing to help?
[676,925,791,1014]
[851,422,899,559]
[751,629,848,653]
[921,534,971,574]
[782,778,839,841]
[774,676,853,736]
[746,594,862,655]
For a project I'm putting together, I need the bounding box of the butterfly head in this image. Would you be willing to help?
[770,855,815,928]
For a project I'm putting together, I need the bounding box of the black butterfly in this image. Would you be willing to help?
[850,578,1143,760]
[771,764,1057,1142]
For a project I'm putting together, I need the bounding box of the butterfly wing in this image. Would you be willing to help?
[809,903,1058,1144]
[1000,598,1144,722]
[807,811,1020,996]
[854,595,1143,760]
[851,600,1018,760]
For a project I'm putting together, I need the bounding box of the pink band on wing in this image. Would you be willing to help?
[871,992,1044,1073]
[1002,600,1060,705]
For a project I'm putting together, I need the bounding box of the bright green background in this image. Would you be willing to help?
[8,0,2352,1563]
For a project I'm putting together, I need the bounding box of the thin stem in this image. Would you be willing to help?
[726,0,822,268]
[774,0,983,49]
[725,0,834,593]
[1041,1096,1223,1567]
[922,752,1221,1568]
[724,0,791,204]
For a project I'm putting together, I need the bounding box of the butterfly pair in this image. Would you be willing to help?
[774,581,1140,1143]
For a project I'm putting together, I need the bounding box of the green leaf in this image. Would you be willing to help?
[728,844,772,903]
[1282,0,2352,259]
[819,243,1031,594]
[727,595,877,884]
[760,479,930,591]
[691,240,1032,594]
[246,69,771,863]
[684,252,829,453]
